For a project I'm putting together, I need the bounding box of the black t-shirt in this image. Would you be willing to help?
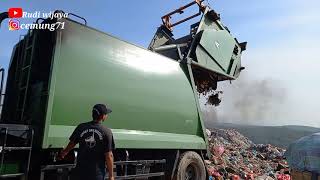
[69,121,115,179]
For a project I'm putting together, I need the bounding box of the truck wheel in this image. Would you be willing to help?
[176,151,206,180]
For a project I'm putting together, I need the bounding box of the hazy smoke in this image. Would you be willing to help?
[202,72,287,126]
[202,106,218,122]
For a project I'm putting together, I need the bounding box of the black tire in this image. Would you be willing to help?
[176,151,206,180]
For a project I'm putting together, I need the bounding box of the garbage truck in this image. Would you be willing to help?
[0,1,246,179]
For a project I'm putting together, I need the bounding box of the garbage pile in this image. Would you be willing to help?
[205,128,290,180]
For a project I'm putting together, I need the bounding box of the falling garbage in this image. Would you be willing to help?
[205,128,290,180]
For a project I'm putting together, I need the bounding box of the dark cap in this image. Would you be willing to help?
[92,104,112,116]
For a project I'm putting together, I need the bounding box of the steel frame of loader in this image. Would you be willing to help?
[40,159,166,180]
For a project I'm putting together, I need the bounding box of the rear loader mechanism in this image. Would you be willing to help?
[150,2,247,178]
[149,0,247,106]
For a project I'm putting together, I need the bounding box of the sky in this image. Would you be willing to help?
[1,0,320,127]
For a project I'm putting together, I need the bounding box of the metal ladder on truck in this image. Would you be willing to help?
[0,68,4,121]
[16,30,36,124]
[0,29,36,179]
[0,126,34,179]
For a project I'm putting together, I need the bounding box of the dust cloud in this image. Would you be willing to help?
[202,72,287,126]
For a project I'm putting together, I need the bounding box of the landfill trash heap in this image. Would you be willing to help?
[205,128,291,180]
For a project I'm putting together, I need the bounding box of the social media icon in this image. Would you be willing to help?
[8,8,23,18]
[8,19,20,30]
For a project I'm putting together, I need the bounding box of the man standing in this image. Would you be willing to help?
[59,104,115,180]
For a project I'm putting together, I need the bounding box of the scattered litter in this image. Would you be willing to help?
[206,128,290,180]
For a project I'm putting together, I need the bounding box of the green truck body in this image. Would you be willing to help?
[45,19,207,150]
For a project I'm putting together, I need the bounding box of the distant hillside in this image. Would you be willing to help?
[204,122,320,148]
